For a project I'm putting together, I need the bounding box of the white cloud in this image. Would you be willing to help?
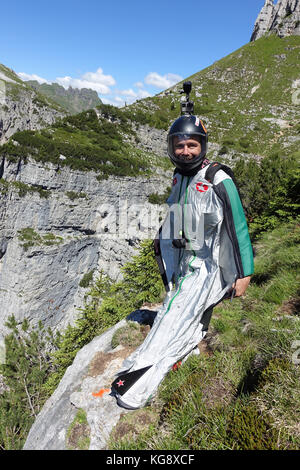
[18,67,116,94]
[17,67,177,107]
[17,72,50,84]
[111,87,151,106]
[144,72,182,89]
[101,96,124,106]
[56,67,116,94]
[118,88,137,97]
[81,68,116,86]
[55,76,109,94]
[137,89,151,99]
[123,88,152,103]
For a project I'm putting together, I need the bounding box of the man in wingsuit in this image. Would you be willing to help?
[111,108,254,410]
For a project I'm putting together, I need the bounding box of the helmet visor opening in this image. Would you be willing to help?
[172,135,202,162]
[169,133,204,160]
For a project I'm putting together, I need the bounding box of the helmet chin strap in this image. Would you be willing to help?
[175,158,205,176]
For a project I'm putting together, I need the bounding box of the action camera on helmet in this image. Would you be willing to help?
[180,81,194,116]
[167,81,208,174]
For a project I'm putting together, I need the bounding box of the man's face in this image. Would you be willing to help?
[173,135,201,161]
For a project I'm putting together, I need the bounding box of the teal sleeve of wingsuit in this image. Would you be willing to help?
[222,178,254,277]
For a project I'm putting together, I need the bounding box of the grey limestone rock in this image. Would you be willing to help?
[0,156,170,340]
[23,308,158,450]
[23,319,128,450]
[251,0,300,41]
[132,123,168,158]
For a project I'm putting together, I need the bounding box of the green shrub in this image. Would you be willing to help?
[0,317,59,449]
[233,154,300,238]
[227,400,279,450]
[44,239,164,393]
[148,186,171,205]
[218,145,228,155]
[79,270,95,288]
[18,228,63,250]
[66,409,90,450]
[65,191,87,200]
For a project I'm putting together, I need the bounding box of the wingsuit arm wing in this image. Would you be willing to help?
[214,178,254,279]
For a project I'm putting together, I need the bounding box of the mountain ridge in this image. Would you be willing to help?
[0,63,66,144]
[26,80,102,115]
[123,34,300,162]
[251,0,300,41]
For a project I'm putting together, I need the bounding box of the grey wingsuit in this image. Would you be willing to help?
[112,162,254,409]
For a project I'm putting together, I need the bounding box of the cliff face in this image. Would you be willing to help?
[251,0,300,41]
[0,157,170,340]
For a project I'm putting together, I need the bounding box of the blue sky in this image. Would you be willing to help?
[1,0,270,106]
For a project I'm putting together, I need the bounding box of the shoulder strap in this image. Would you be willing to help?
[205,161,247,216]
[205,161,235,184]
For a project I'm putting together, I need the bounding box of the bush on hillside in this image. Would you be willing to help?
[0,317,60,449]
[233,153,300,238]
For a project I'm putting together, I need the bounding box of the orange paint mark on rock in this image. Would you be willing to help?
[92,388,110,398]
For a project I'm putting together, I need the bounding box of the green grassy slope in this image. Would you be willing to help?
[0,64,65,113]
[1,34,299,179]
[108,222,300,450]
[0,107,172,178]
[125,34,300,159]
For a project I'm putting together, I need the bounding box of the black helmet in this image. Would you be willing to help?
[167,115,208,174]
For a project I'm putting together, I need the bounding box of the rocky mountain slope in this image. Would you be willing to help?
[0,106,171,340]
[0,158,170,343]
[0,64,66,144]
[1,11,300,451]
[0,29,299,352]
[251,0,300,41]
[23,311,155,450]
[123,33,300,165]
[26,81,102,115]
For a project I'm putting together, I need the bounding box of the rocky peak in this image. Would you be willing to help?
[26,81,102,115]
[250,0,300,41]
[0,63,66,144]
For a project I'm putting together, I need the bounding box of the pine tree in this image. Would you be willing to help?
[0,316,59,449]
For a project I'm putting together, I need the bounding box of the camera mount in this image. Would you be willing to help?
[180,81,194,115]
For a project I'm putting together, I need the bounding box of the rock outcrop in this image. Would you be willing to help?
[23,308,158,450]
[251,0,300,41]
[0,64,66,144]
